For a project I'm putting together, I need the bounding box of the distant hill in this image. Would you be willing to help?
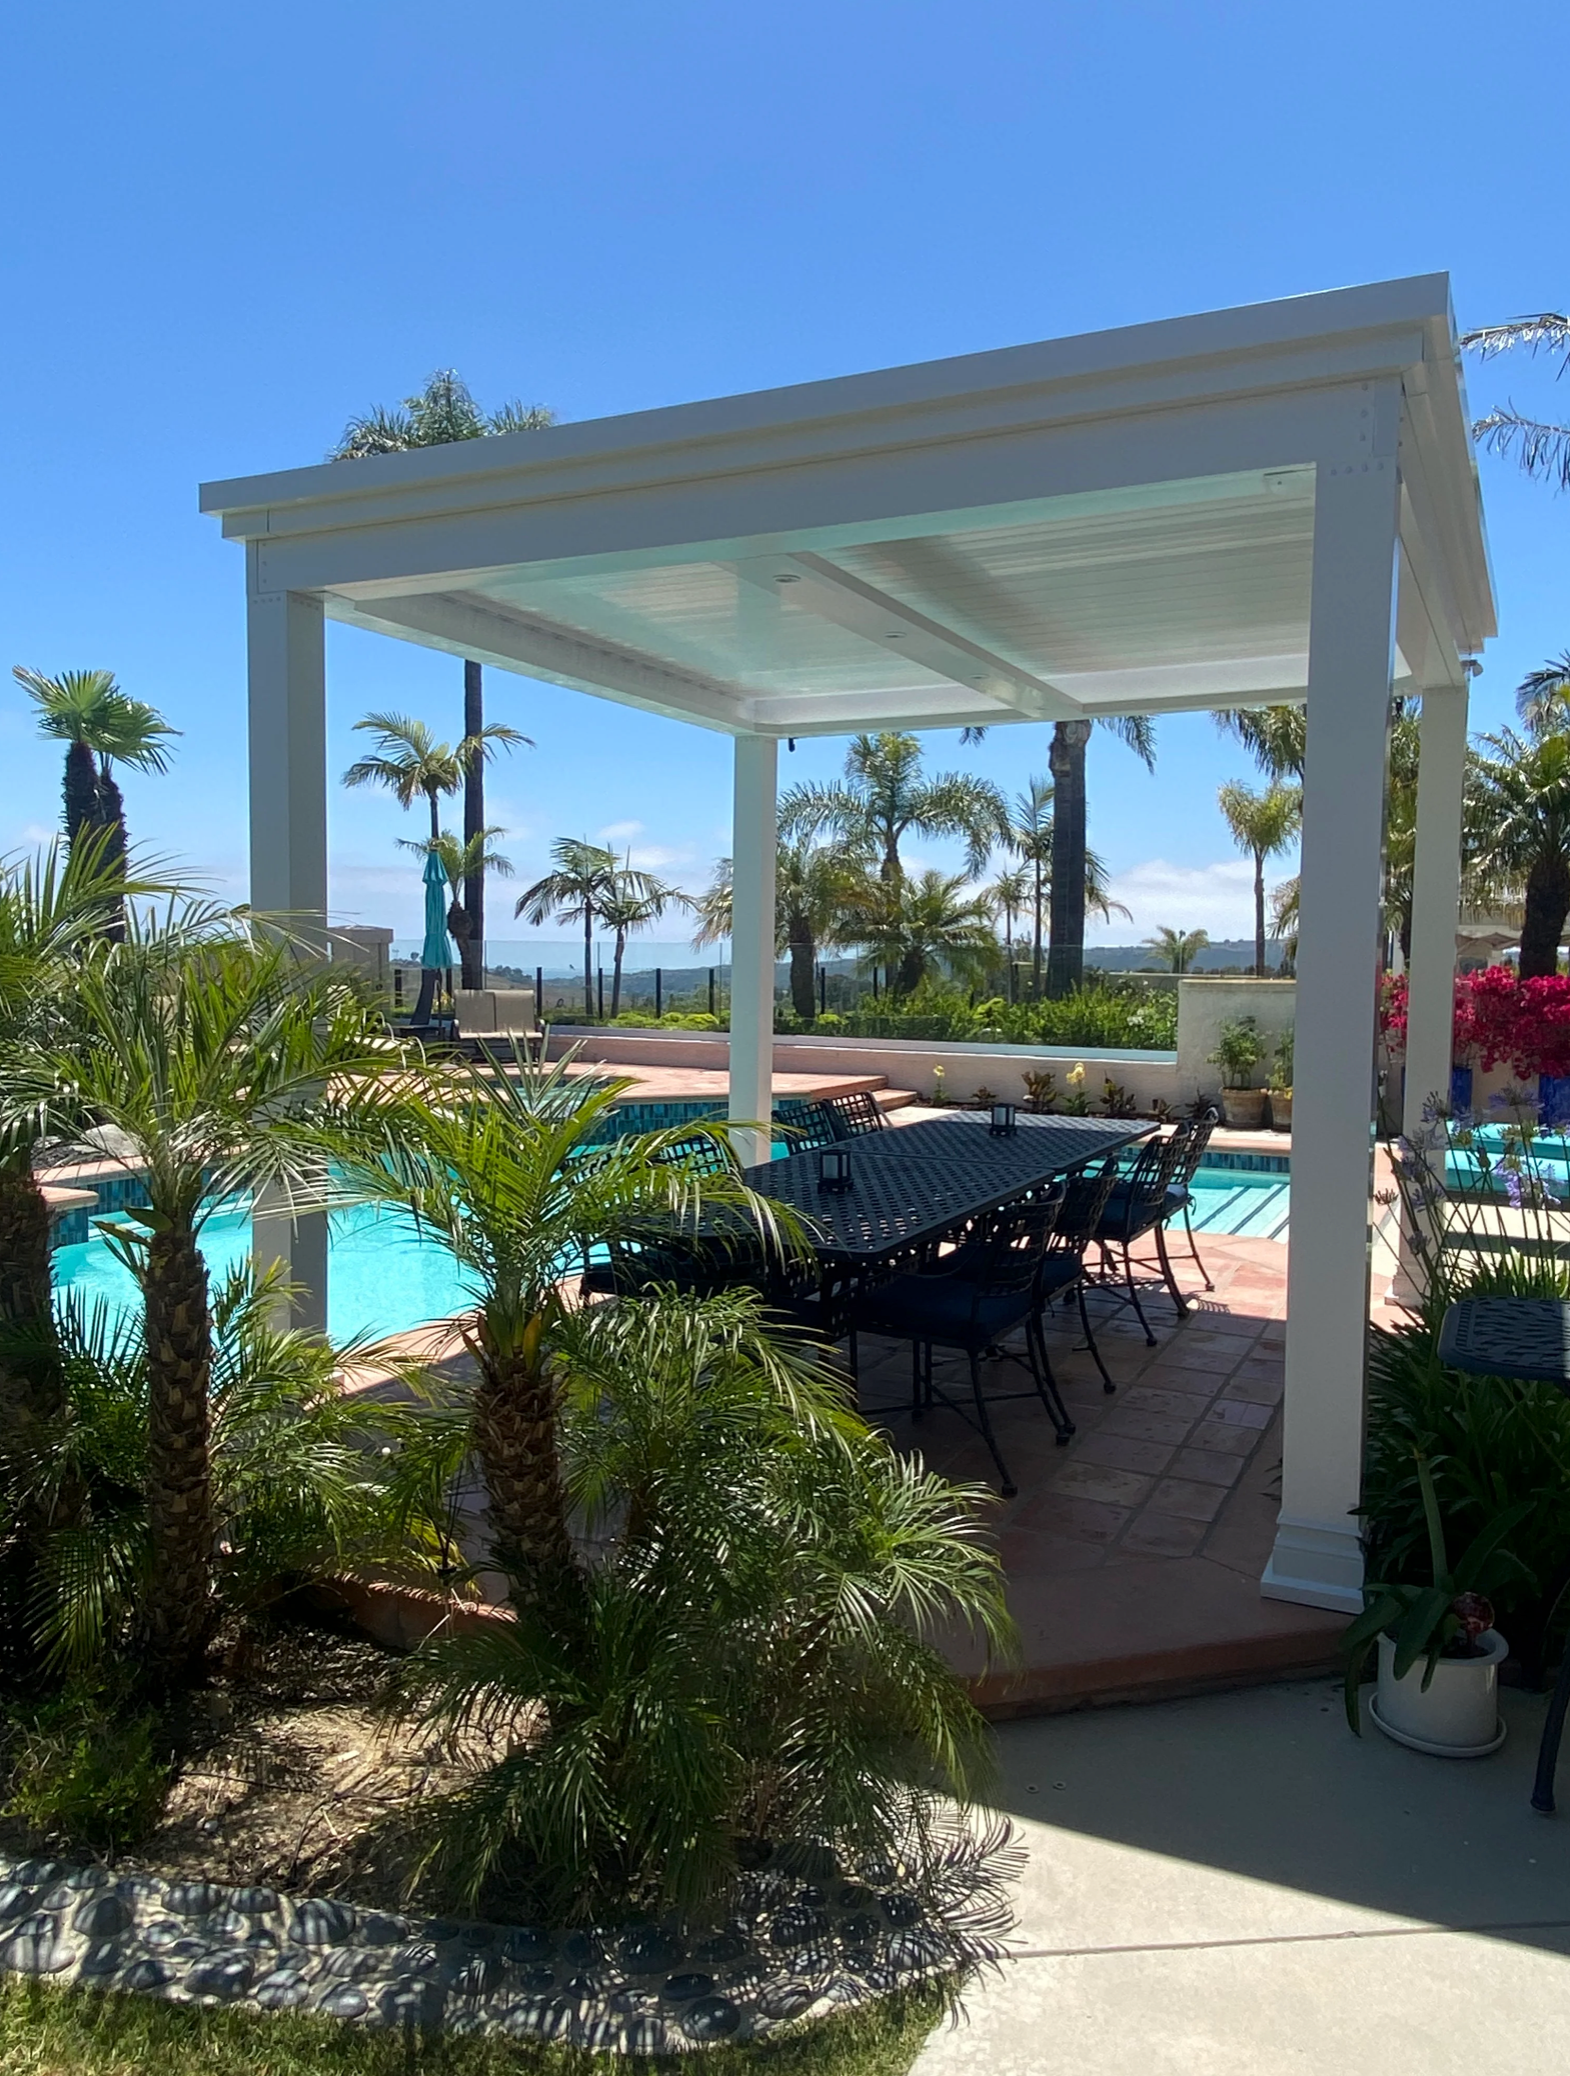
[1086,940,1285,973]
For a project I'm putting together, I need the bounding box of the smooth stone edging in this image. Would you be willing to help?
[0,1839,1005,2053]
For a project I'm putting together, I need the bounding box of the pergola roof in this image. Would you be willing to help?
[201,275,1493,736]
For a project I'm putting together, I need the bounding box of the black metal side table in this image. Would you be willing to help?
[1437,1298,1570,1813]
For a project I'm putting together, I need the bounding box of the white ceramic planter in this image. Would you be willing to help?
[1371,1628,1507,1757]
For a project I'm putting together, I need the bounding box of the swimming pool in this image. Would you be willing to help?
[1183,1162,1292,1241]
[53,1202,482,1343]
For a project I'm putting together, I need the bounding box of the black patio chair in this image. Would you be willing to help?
[1033,1156,1125,1392]
[820,1089,887,1139]
[779,1101,839,1151]
[578,1127,741,1297]
[1092,1127,1194,1343]
[648,1127,741,1176]
[1166,1108,1221,1292]
[846,1190,1068,1496]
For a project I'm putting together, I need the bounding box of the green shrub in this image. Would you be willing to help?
[4,1683,167,1852]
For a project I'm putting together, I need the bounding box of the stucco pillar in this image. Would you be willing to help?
[728,735,778,1168]
[246,563,329,1331]
[1262,460,1401,1615]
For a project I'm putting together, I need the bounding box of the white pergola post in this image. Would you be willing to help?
[1402,683,1470,1141]
[1262,461,1401,1615]
[728,735,778,1168]
[246,568,329,1331]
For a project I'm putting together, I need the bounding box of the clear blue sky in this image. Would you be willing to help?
[3,0,1565,949]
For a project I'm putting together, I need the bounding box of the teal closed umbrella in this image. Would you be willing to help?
[421,848,454,974]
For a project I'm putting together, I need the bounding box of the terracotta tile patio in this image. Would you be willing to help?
[847,1228,1350,1716]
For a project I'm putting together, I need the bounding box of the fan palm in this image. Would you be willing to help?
[514,839,626,1016]
[850,870,999,996]
[692,836,870,1021]
[0,923,401,1674]
[1468,727,1570,979]
[389,1286,1014,1921]
[780,732,1007,885]
[333,1056,800,1613]
[1144,926,1209,974]
[1218,781,1301,976]
[1461,313,1570,491]
[13,670,179,939]
[332,373,554,981]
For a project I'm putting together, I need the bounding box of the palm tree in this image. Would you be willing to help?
[984,863,1031,1000]
[598,862,691,1017]
[344,712,525,1001]
[780,732,1007,885]
[338,1059,797,1610]
[1045,716,1156,997]
[692,836,870,1022]
[1460,313,1570,490]
[400,827,515,988]
[514,840,623,1016]
[1515,653,1570,736]
[1000,776,1127,995]
[1468,727,1570,979]
[1144,926,1209,974]
[1218,781,1301,976]
[0,924,399,1675]
[332,373,554,974]
[1213,704,1306,782]
[850,870,999,996]
[14,669,179,901]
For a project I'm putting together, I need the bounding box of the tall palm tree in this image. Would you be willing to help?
[850,870,999,996]
[1213,703,1306,781]
[0,924,399,1675]
[1468,726,1570,979]
[514,840,624,1016]
[1044,716,1156,997]
[1218,781,1301,976]
[1515,653,1570,736]
[984,864,1031,1000]
[400,827,515,987]
[14,668,179,881]
[780,732,1007,885]
[344,712,525,996]
[332,372,555,973]
[337,1059,796,1610]
[1000,776,1127,995]
[1461,313,1570,490]
[692,836,869,1022]
[598,863,691,1017]
[1144,926,1209,974]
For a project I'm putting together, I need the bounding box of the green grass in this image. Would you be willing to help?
[0,1976,947,2076]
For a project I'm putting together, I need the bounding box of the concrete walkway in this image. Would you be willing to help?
[915,1678,1570,2074]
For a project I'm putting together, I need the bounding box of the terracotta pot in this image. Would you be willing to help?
[1371,1629,1507,1757]
[1220,1088,1267,1129]
[1269,1090,1292,1130]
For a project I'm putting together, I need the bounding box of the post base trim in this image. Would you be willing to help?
[1260,1513,1364,1616]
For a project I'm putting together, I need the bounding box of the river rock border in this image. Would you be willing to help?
[0,1829,1015,2052]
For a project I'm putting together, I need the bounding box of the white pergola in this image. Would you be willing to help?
[202,274,1494,1616]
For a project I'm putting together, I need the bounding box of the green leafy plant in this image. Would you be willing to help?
[1022,1070,1058,1114]
[1344,1449,1531,1733]
[1100,1079,1140,1118]
[4,1679,167,1852]
[1209,1015,1268,1089]
[970,1085,998,1111]
[390,1288,1014,1922]
[1269,1025,1294,1092]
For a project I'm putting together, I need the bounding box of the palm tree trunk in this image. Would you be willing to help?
[63,741,98,848]
[462,661,485,991]
[583,903,594,1016]
[1520,857,1570,980]
[90,765,129,943]
[0,1154,62,1437]
[897,948,924,994]
[1046,721,1091,998]
[142,1222,215,1673]
[470,1322,577,1605]
[1253,850,1267,977]
[1032,858,1043,997]
[789,925,816,1020]
[611,930,627,1017]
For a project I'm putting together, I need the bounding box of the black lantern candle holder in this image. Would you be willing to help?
[990,1101,1018,1137]
[818,1146,854,1193]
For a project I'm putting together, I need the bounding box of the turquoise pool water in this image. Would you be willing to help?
[53,1203,482,1343]
[1183,1164,1291,1241]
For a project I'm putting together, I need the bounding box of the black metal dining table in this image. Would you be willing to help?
[743,1112,1154,1268]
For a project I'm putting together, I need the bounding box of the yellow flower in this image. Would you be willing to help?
[1067,1061,1086,1086]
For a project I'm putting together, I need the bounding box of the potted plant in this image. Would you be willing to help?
[1268,1026,1293,1131]
[1344,1452,1530,1757]
[1209,1016,1269,1128]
